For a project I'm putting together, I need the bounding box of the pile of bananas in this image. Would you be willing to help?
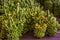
[0,0,60,40]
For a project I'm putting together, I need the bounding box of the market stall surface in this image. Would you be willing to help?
[20,30,60,40]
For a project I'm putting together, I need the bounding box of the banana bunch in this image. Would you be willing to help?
[22,1,40,34]
[2,16,19,40]
[0,15,4,39]
[0,0,26,40]
[33,10,48,38]
[46,11,59,36]
[34,23,47,38]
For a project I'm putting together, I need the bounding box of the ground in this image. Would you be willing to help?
[20,30,60,40]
